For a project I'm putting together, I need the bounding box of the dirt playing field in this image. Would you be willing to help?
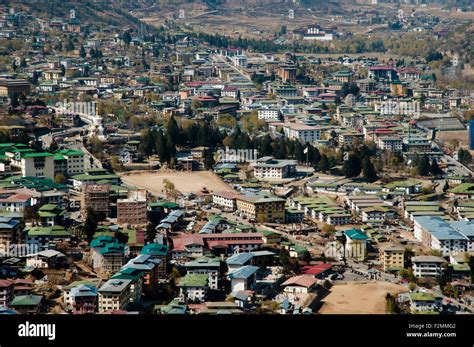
[319,282,407,314]
[120,170,234,195]
[437,130,469,147]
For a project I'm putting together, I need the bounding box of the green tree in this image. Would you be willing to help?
[343,153,362,178]
[319,154,330,172]
[122,31,132,45]
[145,223,156,243]
[458,148,472,165]
[362,157,378,182]
[430,159,442,176]
[385,293,400,314]
[79,45,86,58]
[66,37,74,51]
[114,230,129,245]
[154,129,169,163]
[203,148,215,170]
[83,208,99,243]
[166,116,180,148]
[139,128,156,158]
[54,173,67,185]
[417,155,431,176]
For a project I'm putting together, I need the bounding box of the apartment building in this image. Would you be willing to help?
[0,279,14,308]
[177,274,209,302]
[141,243,169,277]
[12,152,54,180]
[413,216,472,255]
[410,292,442,313]
[283,123,321,144]
[0,78,30,97]
[63,281,98,314]
[253,156,297,180]
[377,136,403,153]
[212,191,239,211]
[55,149,85,175]
[0,190,33,213]
[117,190,148,226]
[89,236,125,273]
[235,194,286,223]
[412,256,446,278]
[184,256,221,290]
[0,216,20,244]
[172,233,264,260]
[82,184,110,217]
[98,278,132,313]
[339,132,365,147]
[380,245,405,271]
[257,107,282,121]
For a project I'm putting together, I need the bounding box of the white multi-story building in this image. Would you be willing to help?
[184,257,221,290]
[177,274,209,302]
[377,136,403,153]
[410,292,442,312]
[212,191,238,211]
[55,149,85,175]
[257,108,281,121]
[227,265,259,293]
[253,156,297,180]
[12,153,55,180]
[98,279,132,313]
[412,256,445,278]
[339,132,365,148]
[325,229,368,261]
[283,123,321,144]
[413,216,472,255]
[0,189,33,212]
[233,55,248,68]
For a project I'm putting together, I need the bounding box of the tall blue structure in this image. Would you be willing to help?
[469,120,474,151]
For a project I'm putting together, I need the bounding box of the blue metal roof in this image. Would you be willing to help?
[227,265,259,280]
[414,216,470,240]
[451,221,474,238]
[226,252,254,266]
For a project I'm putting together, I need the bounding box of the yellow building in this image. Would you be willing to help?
[236,194,286,223]
[380,245,405,271]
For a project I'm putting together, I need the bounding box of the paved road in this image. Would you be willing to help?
[40,107,103,169]
[212,54,253,82]
[432,141,472,177]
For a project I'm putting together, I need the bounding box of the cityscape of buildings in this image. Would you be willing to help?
[0,0,473,321]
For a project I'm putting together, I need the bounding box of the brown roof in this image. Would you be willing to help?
[281,275,317,288]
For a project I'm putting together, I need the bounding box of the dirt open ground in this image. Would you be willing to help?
[437,130,469,147]
[120,171,234,195]
[319,282,407,314]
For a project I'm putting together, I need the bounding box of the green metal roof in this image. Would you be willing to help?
[10,295,42,307]
[178,273,208,287]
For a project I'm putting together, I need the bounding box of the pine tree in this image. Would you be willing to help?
[430,159,442,176]
[417,155,431,176]
[83,208,99,243]
[166,116,180,148]
[155,129,168,163]
[343,153,362,178]
[79,45,86,58]
[293,141,304,163]
[319,154,330,172]
[203,148,215,170]
[66,37,74,51]
[362,157,378,183]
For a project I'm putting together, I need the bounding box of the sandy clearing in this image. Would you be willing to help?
[437,130,469,147]
[119,171,234,195]
[319,282,407,314]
